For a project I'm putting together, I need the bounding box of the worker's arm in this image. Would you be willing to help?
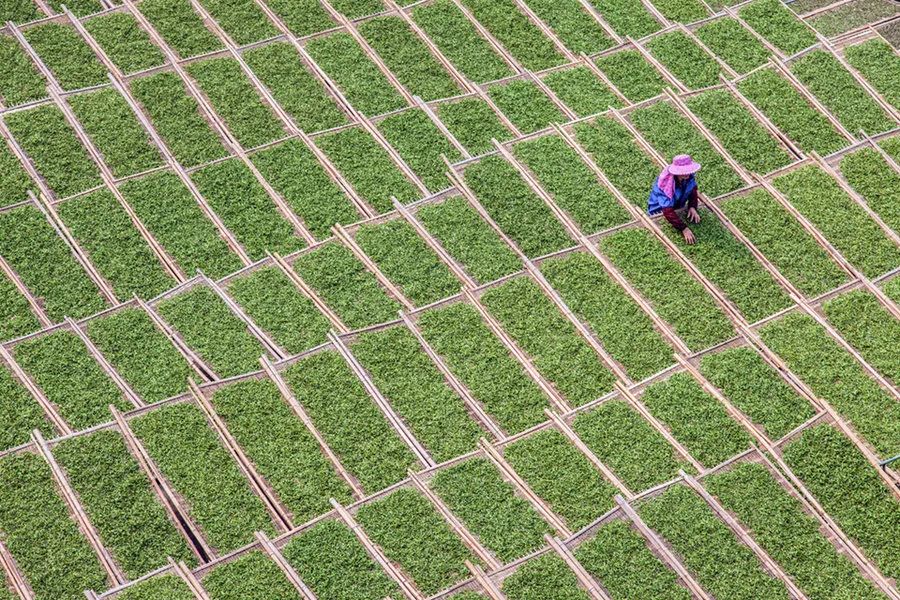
[686,187,701,224]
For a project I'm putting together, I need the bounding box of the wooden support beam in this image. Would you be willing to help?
[135,295,217,382]
[0,252,52,328]
[65,317,143,409]
[626,36,689,93]
[393,197,475,288]
[577,53,631,107]
[269,251,349,334]
[448,0,525,73]
[352,109,430,197]
[0,345,71,436]
[719,74,804,160]
[465,560,506,600]
[413,96,471,159]
[201,273,286,360]
[0,540,33,600]
[331,224,415,311]
[255,532,318,600]
[544,535,611,600]
[170,558,210,600]
[769,59,856,142]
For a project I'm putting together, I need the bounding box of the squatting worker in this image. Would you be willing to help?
[647,154,702,245]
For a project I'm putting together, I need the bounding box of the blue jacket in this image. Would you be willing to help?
[647,174,697,215]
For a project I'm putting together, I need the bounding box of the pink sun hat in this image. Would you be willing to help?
[668,154,701,176]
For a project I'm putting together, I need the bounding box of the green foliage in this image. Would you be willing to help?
[641,485,790,600]
[0,35,47,106]
[191,158,304,259]
[502,553,590,600]
[707,462,886,600]
[117,575,194,600]
[0,142,32,208]
[84,13,164,74]
[0,452,107,600]
[576,520,691,600]
[774,165,900,278]
[824,290,900,384]
[377,109,462,192]
[808,0,900,37]
[482,277,615,405]
[212,379,353,523]
[243,42,346,133]
[840,148,900,234]
[488,80,566,134]
[647,31,721,90]
[283,351,417,492]
[739,0,816,55]
[263,0,333,36]
[5,104,101,198]
[505,429,617,530]
[463,155,572,257]
[292,243,401,329]
[58,190,174,301]
[574,399,688,492]
[584,0,660,38]
[686,89,792,175]
[595,50,666,102]
[699,347,814,439]
[133,403,276,553]
[0,204,105,321]
[282,520,399,600]
[316,127,419,213]
[436,98,512,155]
[845,39,900,112]
[521,0,613,53]
[354,327,481,462]
[417,302,549,433]
[460,0,565,71]
[599,228,735,351]
[641,373,751,468]
[630,102,743,198]
[0,0,40,22]
[695,18,770,74]
[120,171,243,279]
[24,23,105,90]
[514,133,629,233]
[738,68,848,156]
[543,66,622,117]
[138,0,223,58]
[56,430,194,578]
[187,58,285,149]
[86,307,193,404]
[412,0,513,83]
[14,329,128,429]
[203,551,300,600]
[648,0,708,22]
[0,275,40,341]
[196,0,277,44]
[306,32,406,116]
[0,363,52,451]
[46,0,101,16]
[329,0,383,18]
[356,489,475,595]
[761,312,900,458]
[131,71,228,167]
[720,189,848,297]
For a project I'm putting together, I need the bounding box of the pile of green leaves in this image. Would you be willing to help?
[417,302,548,433]
[707,462,885,600]
[251,139,359,239]
[436,98,512,155]
[599,228,735,351]
[117,574,194,600]
[133,403,276,553]
[58,190,174,301]
[463,156,572,257]
[720,190,848,297]
[840,148,900,233]
[641,373,751,468]
[0,35,47,106]
[263,0,333,36]
[0,452,107,599]
[737,68,848,156]
[738,0,816,55]
[229,266,330,355]
[84,13,164,74]
[121,171,242,279]
[316,127,419,213]
[86,307,193,404]
[24,23,105,90]
[0,0,40,22]
[282,520,400,600]
[131,71,228,167]
[244,42,347,134]
[487,80,566,134]
[585,0,660,38]
[646,31,721,90]
[824,290,900,384]
[845,39,900,112]
[514,133,629,233]
[543,66,622,117]
[46,0,102,15]
[573,400,688,492]
[354,326,481,462]
[329,0,383,18]
[56,430,194,578]
[695,18,770,75]
[203,550,300,600]
[502,553,590,600]
[306,32,406,117]
[0,363,53,451]
[211,379,352,524]
[575,520,691,599]
[0,142,32,209]
[699,347,814,439]
[482,277,615,406]
[761,312,900,458]
[630,102,743,198]
[356,219,458,307]
[138,0,223,59]
[283,351,417,492]
[5,104,101,197]
[14,329,128,429]
[505,429,618,530]
[521,0,613,54]
[0,275,39,341]
[196,0,278,44]
[774,166,900,278]
[357,489,476,595]
[432,457,551,562]
[0,205,105,320]
[292,242,401,329]
[377,109,462,192]
[595,50,666,103]
[640,485,790,600]
[646,0,708,23]
[460,0,565,71]
[157,285,267,378]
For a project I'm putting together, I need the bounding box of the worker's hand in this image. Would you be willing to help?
[687,208,701,224]
[682,228,696,245]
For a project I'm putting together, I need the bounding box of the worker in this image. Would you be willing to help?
[647,154,702,245]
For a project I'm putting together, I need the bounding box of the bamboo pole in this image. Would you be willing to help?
[447,0,525,73]
[135,295,218,382]
[0,345,71,435]
[255,532,318,600]
[575,0,624,46]
[270,251,350,334]
[525,69,578,121]
[352,109,431,196]
[0,540,32,600]
[577,53,631,107]
[511,0,576,62]
[201,273,286,360]
[465,560,505,600]
[0,251,51,328]
[170,558,210,600]
[626,36,689,93]
[544,535,611,600]
[769,59,856,142]
[413,96,471,159]
[65,317,143,408]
